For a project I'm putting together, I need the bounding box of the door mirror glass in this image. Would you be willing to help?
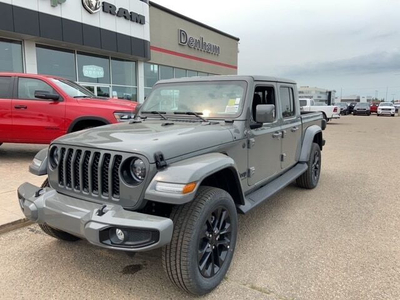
[34,90,60,101]
[256,104,275,123]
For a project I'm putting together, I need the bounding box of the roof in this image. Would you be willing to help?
[149,1,240,42]
[156,75,296,85]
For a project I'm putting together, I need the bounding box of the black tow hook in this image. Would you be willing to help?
[35,188,45,198]
[97,205,108,216]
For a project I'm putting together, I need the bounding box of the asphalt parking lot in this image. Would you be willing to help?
[0,115,399,300]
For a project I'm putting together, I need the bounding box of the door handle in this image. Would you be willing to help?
[14,105,27,110]
[272,131,282,139]
[291,126,299,132]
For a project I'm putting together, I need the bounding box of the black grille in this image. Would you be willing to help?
[102,154,111,196]
[57,148,121,199]
[58,148,66,185]
[112,156,122,198]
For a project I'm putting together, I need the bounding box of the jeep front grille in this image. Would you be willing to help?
[58,147,122,199]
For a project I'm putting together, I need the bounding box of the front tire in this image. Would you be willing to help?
[162,187,238,295]
[38,178,80,242]
[296,143,321,189]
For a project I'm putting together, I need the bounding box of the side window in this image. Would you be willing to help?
[252,86,276,122]
[0,76,12,99]
[18,78,57,100]
[280,87,295,118]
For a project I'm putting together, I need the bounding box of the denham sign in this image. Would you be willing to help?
[178,29,220,56]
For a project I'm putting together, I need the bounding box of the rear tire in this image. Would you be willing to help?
[38,178,80,242]
[162,187,238,295]
[296,143,321,189]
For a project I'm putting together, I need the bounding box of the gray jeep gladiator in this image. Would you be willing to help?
[18,76,326,295]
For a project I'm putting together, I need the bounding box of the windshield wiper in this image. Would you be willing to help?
[174,111,208,122]
[73,95,91,98]
[142,111,168,120]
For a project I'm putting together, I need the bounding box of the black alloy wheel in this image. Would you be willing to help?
[311,151,321,184]
[198,207,232,278]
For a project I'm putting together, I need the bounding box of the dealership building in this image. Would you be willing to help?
[0,0,239,102]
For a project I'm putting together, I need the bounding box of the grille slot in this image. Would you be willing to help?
[82,151,90,193]
[112,156,122,198]
[92,152,101,195]
[101,154,111,196]
[58,148,66,186]
[56,148,121,200]
[74,150,82,190]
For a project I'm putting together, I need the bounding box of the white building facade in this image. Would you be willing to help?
[298,86,336,105]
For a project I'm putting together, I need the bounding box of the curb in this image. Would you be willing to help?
[0,218,32,235]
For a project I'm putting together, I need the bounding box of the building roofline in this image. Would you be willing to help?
[149,1,240,42]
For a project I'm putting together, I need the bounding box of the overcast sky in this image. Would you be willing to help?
[153,0,400,100]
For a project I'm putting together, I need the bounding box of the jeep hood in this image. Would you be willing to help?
[54,120,235,163]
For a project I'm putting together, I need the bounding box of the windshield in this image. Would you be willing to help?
[356,103,369,108]
[380,102,393,106]
[51,78,97,99]
[141,81,247,118]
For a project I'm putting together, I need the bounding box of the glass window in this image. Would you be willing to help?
[198,72,208,77]
[77,52,110,84]
[36,45,76,81]
[144,88,152,99]
[50,78,95,98]
[280,87,295,118]
[111,59,136,86]
[174,68,187,78]
[141,81,247,118]
[187,70,198,77]
[159,66,174,80]
[0,39,23,73]
[112,86,137,101]
[97,86,110,98]
[0,77,12,99]
[144,63,159,87]
[18,78,57,100]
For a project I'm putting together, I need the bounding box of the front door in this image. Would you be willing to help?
[279,85,302,170]
[248,84,282,186]
[12,77,66,143]
[0,76,13,142]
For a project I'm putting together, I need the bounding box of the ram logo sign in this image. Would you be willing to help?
[82,0,102,14]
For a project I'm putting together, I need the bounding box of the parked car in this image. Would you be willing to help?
[0,73,137,146]
[377,102,395,117]
[18,76,326,296]
[393,103,400,113]
[348,102,357,114]
[336,103,349,115]
[369,102,379,114]
[353,103,371,115]
[299,98,340,121]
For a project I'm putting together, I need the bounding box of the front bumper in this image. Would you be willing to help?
[17,183,173,252]
[378,110,394,115]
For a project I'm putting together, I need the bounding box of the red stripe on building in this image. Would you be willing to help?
[150,46,237,70]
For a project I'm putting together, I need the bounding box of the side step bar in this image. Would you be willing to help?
[238,163,308,214]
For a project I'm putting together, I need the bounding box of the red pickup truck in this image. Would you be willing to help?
[0,73,137,145]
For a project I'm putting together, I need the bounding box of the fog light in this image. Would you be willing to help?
[116,229,125,241]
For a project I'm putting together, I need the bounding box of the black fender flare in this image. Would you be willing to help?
[67,116,111,133]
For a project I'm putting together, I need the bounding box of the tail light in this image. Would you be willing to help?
[333,107,338,113]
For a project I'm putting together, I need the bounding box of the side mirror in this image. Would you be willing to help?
[34,90,60,101]
[256,104,275,123]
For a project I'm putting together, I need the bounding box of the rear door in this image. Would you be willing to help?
[279,84,302,170]
[0,76,14,142]
[12,77,66,143]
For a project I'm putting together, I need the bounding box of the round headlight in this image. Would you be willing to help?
[49,146,59,169]
[130,158,146,182]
